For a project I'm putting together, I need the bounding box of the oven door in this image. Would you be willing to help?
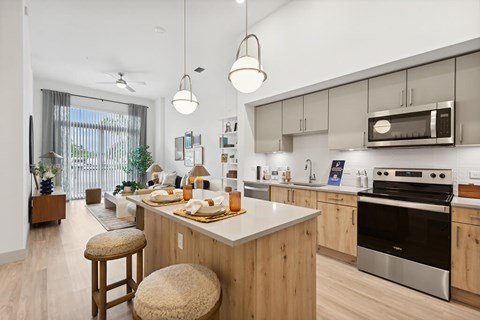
[357,196,450,270]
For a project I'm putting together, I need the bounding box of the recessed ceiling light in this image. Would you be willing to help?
[236,0,245,3]
[194,67,205,73]
[154,26,166,34]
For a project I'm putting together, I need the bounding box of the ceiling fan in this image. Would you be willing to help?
[95,72,146,93]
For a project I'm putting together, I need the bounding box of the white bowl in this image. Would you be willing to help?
[197,204,226,215]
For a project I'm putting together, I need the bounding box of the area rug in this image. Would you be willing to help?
[85,203,136,231]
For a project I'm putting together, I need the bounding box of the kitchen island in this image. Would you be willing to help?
[127,190,320,320]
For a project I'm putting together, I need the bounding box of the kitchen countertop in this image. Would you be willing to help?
[451,196,480,210]
[127,189,320,247]
[244,179,368,195]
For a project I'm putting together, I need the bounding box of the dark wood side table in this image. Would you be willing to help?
[31,186,66,224]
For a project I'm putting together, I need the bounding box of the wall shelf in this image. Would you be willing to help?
[220,116,238,191]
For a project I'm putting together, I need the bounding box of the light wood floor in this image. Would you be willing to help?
[0,200,479,320]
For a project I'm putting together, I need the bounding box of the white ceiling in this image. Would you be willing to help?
[28,0,291,100]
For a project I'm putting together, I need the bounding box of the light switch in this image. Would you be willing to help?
[177,232,184,250]
[470,171,480,179]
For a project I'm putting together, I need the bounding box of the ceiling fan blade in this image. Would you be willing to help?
[125,85,136,93]
[96,82,116,84]
[128,81,146,85]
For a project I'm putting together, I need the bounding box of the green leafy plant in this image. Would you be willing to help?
[125,145,154,183]
[113,181,142,195]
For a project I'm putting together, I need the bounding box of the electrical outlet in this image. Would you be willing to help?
[177,232,184,250]
[470,171,480,179]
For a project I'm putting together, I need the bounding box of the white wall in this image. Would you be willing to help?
[32,78,156,160]
[0,0,33,263]
[238,0,480,187]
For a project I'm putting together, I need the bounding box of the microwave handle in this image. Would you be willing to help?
[430,110,437,138]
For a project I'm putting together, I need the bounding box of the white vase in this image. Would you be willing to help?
[124,186,132,193]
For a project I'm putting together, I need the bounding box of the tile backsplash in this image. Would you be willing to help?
[265,134,480,194]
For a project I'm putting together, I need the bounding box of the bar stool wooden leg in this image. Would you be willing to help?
[126,255,132,294]
[99,260,107,320]
[91,260,98,317]
[137,250,143,285]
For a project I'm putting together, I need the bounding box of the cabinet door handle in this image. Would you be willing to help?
[300,119,302,131]
[292,190,295,203]
[328,197,344,201]
[469,215,480,219]
[287,189,290,202]
[304,118,307,131]
[459,123,464,144]
[400,90,404,107]
[278,139,281,151]
[456,225,460,247]
[363,131,366,147]
[409,88,413,106]
[351,210,355,225]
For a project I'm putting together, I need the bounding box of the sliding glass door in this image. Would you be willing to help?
[68,107,137,199]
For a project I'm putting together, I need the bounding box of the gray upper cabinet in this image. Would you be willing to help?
[406,58,455,107]
[282,96,304,135]
[456,51,480,145]
[255,102,293,153]
[328,80,368,150]
[368,70,407,112]
[304,90,328,133]
[282,91,328,135]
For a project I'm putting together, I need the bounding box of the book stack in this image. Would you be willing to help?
[226,170,238,179]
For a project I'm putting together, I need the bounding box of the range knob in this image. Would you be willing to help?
[439,173,446,179]
[384,171,389,176]
[377,171,382,176]
[430,173,437,178]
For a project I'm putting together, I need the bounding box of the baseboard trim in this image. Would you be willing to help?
[0,247,27,265]
[452,287,480,310]
[317,245,357,266]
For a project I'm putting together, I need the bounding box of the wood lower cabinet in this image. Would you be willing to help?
[31,187,66,224]
[317,191,358,257]
[270,186,316,209]
[452,207,480,299]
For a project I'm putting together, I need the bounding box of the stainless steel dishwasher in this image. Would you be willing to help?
[244,182,270,201]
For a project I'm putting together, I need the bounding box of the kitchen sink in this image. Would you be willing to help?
[291,182,325,188]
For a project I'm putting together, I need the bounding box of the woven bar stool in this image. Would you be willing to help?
[133,264,222,320]
[84,228,147,320]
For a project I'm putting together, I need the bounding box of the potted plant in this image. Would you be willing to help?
[113,181,142,195]
[33,162,61,195]
[125,145,153,185]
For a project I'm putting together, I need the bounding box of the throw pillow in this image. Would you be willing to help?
[162,171,177,186]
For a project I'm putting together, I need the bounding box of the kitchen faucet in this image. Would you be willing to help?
[305,159,316,183]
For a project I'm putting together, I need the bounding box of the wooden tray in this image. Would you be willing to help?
[458,184,480,199]
[174,208,246,223]
[142,197,187,207]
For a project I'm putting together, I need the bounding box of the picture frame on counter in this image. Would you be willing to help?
[194,146,203,165]
[174,136,184,161]
[185,131,193,149]
[184,149,194,167]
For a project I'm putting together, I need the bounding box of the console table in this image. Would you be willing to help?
[31,187,66,224]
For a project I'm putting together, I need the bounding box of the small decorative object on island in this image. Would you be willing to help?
[229,191,241,212]
[33,162,61,195]
[183,184,193,201]
[113,181,142,195]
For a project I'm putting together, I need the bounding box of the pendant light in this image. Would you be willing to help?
[228,0,267,93]
[172,0,198,114]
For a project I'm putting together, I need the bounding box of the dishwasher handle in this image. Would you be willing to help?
[244,185,270,192]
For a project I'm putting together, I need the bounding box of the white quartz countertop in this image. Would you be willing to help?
[127,190,320,247]
[451,196,480,210]
[244,180,368,195]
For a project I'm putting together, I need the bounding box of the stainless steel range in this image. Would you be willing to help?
[357,168,454,300]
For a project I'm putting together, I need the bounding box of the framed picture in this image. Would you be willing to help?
[193,133,201,146]
[174,136,184,161]
[185,131,193,149]
[221,153,228,163]
[194,146,203,165]
[184,149,194,167]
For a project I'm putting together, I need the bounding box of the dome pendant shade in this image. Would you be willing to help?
[229,34,267,93]
[229,56,266,93]
[172,89,198,115]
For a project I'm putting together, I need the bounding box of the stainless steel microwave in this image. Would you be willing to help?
[366,101,454,148]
